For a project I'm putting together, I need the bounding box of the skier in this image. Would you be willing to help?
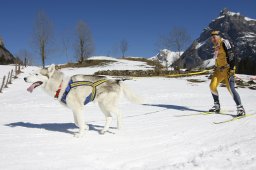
[209,31,245,116]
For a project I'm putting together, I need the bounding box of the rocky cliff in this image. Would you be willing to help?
[176,8,256,74]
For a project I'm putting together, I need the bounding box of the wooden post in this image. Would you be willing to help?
[8,69,13,84]
[24,57,27,67]
[14,64,18,79]
[5,72,10,88]
[18,64,21,74]
[0,76,6,93]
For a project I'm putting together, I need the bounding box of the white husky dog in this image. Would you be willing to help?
[24,64,142,137]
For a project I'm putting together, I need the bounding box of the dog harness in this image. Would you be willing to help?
[59,79,108,105]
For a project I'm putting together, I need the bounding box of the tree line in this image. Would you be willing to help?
[13,10,191,68]
[14,11,131,68]
[5,11,190,67]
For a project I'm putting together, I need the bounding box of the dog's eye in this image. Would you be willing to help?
[35,74,38,76]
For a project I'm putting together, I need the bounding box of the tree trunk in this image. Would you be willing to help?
[41,43,45,68]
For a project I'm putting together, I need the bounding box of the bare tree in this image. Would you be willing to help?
[62,30,72,63]
[157,27,191,58]
[75,21,94,63]
[32,10,53,68]
[120,39,128,58]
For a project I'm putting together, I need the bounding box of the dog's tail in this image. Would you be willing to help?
[117,80,144,104]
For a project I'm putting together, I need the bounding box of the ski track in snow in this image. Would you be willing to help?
[0,64,256,170]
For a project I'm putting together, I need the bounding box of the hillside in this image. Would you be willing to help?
[0,39,17,64]
[0,61,256,170]
[0,45,16,64]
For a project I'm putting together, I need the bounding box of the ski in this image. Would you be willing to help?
[200,111,234,116]
[201,111,218,115]
[175,111,227,117]
[213,114,253,124]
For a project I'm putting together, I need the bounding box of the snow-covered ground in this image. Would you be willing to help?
[0,65,16,81]
[0,61,256,170]
[63,56,154,75]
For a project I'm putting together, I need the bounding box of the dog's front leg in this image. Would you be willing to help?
[73,114,89,131]
[100,116,113,135]
[116,110,123,130]
[72,108,86,138]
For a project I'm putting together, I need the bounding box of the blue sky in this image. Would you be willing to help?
[0,0,255,65]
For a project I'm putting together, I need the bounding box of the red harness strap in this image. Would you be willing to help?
[54,80,63,99]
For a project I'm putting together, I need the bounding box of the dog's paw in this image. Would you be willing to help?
[99,130,106,135]
[74,132,85,138]
[85,124,89,131]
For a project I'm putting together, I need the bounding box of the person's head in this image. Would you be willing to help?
[211,31,221,44]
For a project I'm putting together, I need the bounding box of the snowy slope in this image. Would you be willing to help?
[87,56,119,61]
[62,57,154,75]
[201,58,215,68]
[0,63,256,170]
[0,65,16,80]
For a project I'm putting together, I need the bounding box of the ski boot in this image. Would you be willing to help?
[236,105,245,117]
[209,102,220,113]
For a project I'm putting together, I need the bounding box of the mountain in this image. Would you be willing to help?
[150,49,182,68]
[175,8,256,74]
[0,37,16,64]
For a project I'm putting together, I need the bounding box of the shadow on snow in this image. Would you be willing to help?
[143,104,206,112]
[5,122,116,135]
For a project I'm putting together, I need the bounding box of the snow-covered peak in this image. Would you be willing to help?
[220,8,240,17]
[150,49,182,67]
[226,11,240,16]
[245,16,256,22]
[215,10,240,21]
[217,9,256,22]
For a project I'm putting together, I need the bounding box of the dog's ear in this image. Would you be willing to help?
[48,64,56,76]
[55,65,61,70]
[40,69,48,76]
